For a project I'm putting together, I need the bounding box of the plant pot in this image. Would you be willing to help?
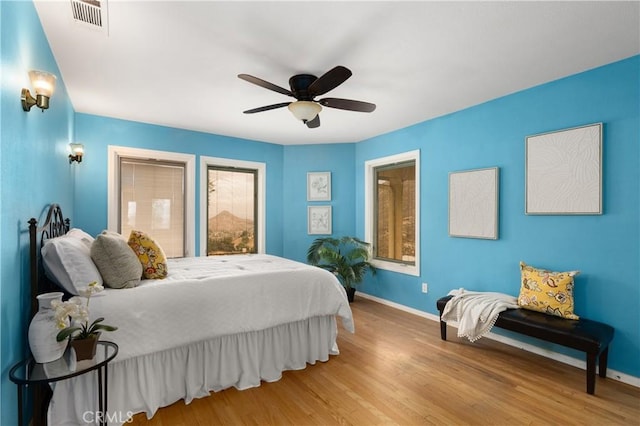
[346,287,356,303]
[70,333,100,361]
[28,292,68,363]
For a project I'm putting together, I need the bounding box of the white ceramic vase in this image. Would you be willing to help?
[28,292,67,363]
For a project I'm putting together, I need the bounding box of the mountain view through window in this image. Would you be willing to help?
[207,167,257,255]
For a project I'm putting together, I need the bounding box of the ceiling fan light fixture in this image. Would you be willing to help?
[288,101,322,122]
[239,67,374,129]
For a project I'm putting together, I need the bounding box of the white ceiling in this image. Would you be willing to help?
[34,1,639,145]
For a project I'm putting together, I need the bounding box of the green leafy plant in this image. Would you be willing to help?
[306,236,376,290]
[52,281,118,342]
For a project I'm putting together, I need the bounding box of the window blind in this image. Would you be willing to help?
[120,158,185,258]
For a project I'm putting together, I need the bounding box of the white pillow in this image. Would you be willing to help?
[66,228,95,249]
[42,234,103,295]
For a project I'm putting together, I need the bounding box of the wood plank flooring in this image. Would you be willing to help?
[130,296,640,425]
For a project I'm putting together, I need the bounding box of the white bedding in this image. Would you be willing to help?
[93,254,354,360]
[48,254,354,425]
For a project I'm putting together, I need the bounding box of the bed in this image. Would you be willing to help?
[28,204,354,425]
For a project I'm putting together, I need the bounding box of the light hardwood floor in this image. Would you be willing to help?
[130,296,640,425]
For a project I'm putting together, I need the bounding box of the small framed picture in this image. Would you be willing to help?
[308,206,332,235]
[307,172,331,201]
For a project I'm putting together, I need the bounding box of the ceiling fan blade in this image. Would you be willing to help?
[306,115,320,128]
[318,97,376,113]
[238,74,293,97]
[243,102,291,114]
[308,66,352,97]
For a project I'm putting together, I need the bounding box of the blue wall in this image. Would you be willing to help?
[355,56,640,377]
[282,144,356,262]
[73,114,286,255]
[0,1,75,423]
[72,115,358,262]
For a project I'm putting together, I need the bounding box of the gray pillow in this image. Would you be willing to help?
[90,232,142,289]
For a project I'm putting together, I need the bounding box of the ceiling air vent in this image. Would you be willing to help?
[70,0,109,34]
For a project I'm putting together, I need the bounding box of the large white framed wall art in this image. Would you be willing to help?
[525,123,602,215]
[449,167,499,240]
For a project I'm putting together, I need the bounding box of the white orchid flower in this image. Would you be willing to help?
[53,281,117,342]
[77,281,104,298]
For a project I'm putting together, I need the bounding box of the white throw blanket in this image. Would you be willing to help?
[441,288,519,342]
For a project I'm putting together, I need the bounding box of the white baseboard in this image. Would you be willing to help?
[356,292,640,389]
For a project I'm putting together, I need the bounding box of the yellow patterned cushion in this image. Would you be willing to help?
[127,230,168,279]
[518,261,579,319]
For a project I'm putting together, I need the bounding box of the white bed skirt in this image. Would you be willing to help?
[49,315,339,425]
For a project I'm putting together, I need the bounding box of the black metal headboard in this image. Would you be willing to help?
[28,204,70,317]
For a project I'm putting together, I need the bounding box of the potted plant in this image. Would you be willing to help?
[52,282,117,360]
[307,236,376,302]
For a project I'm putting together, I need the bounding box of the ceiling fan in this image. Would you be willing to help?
[238,66,376,129]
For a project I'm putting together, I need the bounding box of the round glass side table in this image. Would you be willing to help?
[9,341,118,426]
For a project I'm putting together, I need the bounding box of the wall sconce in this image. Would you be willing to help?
[22,70,57,112]
[69,143,84,163]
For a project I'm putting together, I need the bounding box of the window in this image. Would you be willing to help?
[375,161,416,263]
[200,156,266,256]
[108,146,196,257]
[119,159,185,257]
[365,150,420,276]
[206,166,257,255]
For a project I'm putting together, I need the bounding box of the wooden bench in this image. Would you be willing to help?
[437,295,614,395]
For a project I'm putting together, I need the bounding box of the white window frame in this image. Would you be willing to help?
[107,145,196,257]
[200,156,266,256]
[364,150,420,276]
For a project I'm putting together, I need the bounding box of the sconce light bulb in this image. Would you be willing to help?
[69,143,85,164]
[22,70,56,112]
[29,70,56,98]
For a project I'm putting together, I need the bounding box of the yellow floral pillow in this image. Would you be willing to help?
[518,261,579,320]
[127,230,168,279]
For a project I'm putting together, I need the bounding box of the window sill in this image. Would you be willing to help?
[371,259,419,276]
